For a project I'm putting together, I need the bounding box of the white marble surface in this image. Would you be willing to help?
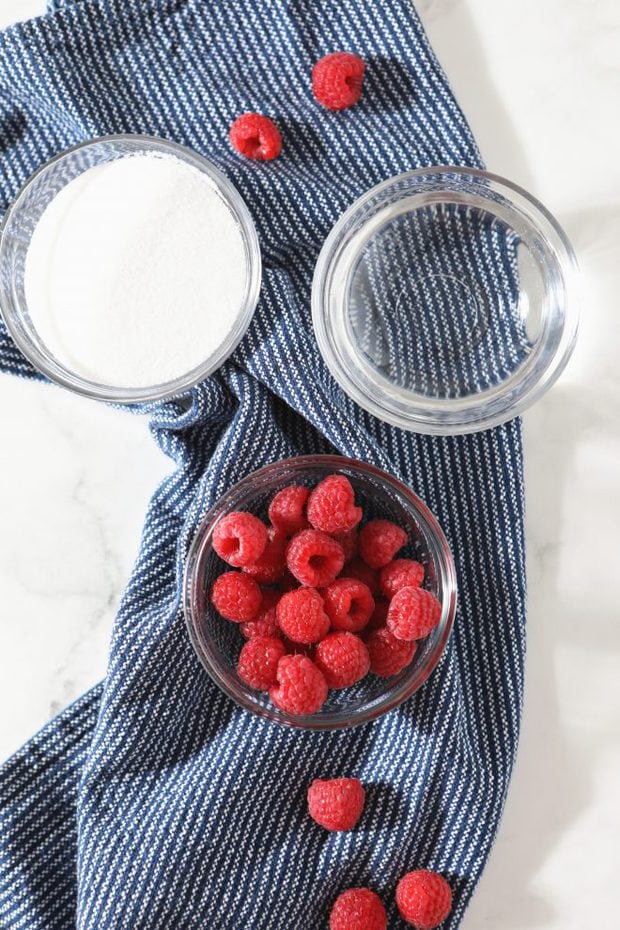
[1,0,619,927]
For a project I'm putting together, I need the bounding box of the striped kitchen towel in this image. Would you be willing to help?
[0,1,526,927]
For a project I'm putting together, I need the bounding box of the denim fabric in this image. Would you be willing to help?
[0,1,526,927]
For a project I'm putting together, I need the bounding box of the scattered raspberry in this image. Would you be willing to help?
[365,598,389,633]
[396,871,452,929]
[268,485,310,535]
[213,512,267,568]
[237,635,286,690]
[379,558,425,599]
[358,519,408,569]
[335,529,358,563]
[346,557,380,596]
[387,587,442,641]
[243,526,287,584]
[239,589,281,639]
[286,529,345,587]
[323,578,375,633]
[307,777,365,831]
[315,632,370,688]
[229,113,282,160]
[276,587,330,644]
[269,654,328,715]
[329,888,386,930]
[211,571,262,622]
[306,474,362,536]
[312,52,366,112]
[366,626,416,677]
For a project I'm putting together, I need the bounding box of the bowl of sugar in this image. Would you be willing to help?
[0,135,262,402]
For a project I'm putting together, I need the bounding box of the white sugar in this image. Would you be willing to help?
[25,154,248,389]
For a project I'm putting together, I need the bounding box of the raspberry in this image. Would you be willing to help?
[366,626,416,677]
[379,558,424,599]
[237,635,286,690]
[211,571,262,622]
[358,519,408,569]
[396,871,452,929]
[365,598,389,633]
[329,888,386,930]
[335,529,358,563]
[212,512,267,568]
[268,485,310,535]
[286,529,345,587]
[307,777,365,831]
[269,654,328,715]
[387,587,442,641]
[306,474,362,536]
[323,578,375,633]
[276,587,330,644]
[312,52,366,112]
[229,113,282,160]
[243,527,287,584]
[315,632,370,688]
[346,558,379,596]
[240,589,281,639]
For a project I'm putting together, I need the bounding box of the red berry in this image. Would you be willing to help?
[312,52,366,112]
[379,558,424,598]
[335,528,358,563]
[307,474,362,536]
[323,578,375,633]
[237,635,286,690]
[307,777,365,831]
[269,654,328,715]
[329,888,386,930]
[211,571,262,622]
[387,587,442,641]
[268,485,310,535]
[396,871,452,929]
[366,626,416,677]
[276,587,330,644]
[315,632,370,688]
[365,598,389,633]
[213,511,267,568]
[286,529,345,587]
[243,526,287,584]
[358,519,408,569]
[346,557,379,596]
[229,113,282,160]
[239,589,281,639]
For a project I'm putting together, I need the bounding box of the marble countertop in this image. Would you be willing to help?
[1,1,618,927]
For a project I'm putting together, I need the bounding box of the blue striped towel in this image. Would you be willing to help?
[0,1,526,927]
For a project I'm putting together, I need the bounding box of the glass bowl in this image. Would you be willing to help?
[312,166,579,435]
[0,134,261,404]
[184,455,457,730]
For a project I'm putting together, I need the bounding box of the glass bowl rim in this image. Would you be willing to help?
[0,133,262,404]
[183,454,458,730]
[311,165,579,435]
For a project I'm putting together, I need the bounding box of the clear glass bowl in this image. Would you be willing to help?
[0,135,262,403]
[184,455,457,730]
[312,166,579,435]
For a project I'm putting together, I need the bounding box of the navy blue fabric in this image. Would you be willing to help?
[0,2,526,928]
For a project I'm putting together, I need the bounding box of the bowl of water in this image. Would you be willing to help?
[312,166,579,435]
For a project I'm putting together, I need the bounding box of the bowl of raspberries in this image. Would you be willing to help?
[184,455,457,728]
